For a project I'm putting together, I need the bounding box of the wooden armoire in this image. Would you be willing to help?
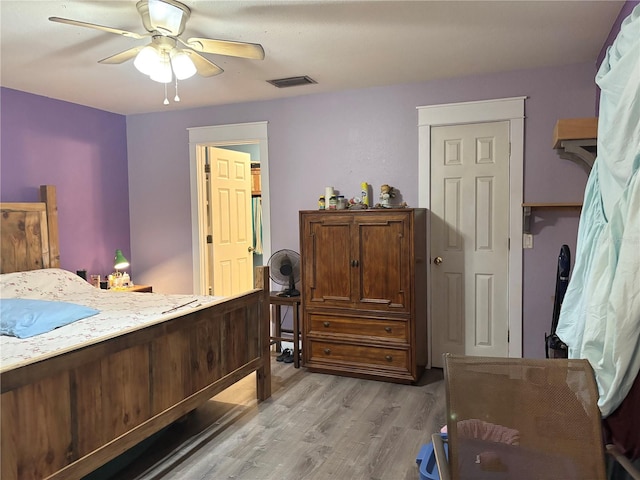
[299,208,427,383]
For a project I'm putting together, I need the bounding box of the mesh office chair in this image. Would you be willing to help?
[431,354,640,480]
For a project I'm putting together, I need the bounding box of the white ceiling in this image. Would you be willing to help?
[0,1,624,115]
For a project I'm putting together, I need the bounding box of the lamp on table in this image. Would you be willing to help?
[111,249,130,288]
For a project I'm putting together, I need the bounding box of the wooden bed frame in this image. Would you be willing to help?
[0,185,272,480]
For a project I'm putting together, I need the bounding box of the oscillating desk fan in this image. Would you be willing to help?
[267,249,301,297]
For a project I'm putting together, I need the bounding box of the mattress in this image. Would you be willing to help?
[0,268,223,371]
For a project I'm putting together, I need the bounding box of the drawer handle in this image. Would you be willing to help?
[385,355,393,362]
[323,321,330,328]
[384,327,392,333]
[324,348,332,355]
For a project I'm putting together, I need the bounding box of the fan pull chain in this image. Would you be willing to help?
[174,77,180,102]
[163,82,169,105]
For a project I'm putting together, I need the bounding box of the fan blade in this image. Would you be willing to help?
[184,51,224,77]
[186,38,264,60]
[49,17,147,40]
[99,46,144,64]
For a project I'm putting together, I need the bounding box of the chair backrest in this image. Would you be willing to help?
[443,354,606,480]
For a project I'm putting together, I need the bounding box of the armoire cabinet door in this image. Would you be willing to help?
[301,211,413,312]
[353,213,412,312]
[301,213,354,308]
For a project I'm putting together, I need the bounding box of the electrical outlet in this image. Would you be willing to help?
[523,233,533,249]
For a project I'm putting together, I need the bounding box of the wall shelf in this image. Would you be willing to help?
[522,203,583,234]
[553,117,598,171]
[523,117,594,234]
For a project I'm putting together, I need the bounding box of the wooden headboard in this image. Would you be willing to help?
[0,185,60,273]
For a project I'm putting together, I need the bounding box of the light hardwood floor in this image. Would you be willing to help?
[104,356,445,480]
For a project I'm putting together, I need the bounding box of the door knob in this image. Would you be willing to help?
[433,256,443,265]
[248,246,255,252]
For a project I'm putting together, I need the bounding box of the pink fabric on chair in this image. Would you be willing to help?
[456,419,521,446]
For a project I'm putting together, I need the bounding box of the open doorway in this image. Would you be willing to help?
[188,122,271,295]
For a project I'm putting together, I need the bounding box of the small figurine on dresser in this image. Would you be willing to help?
[378,184,396,208]
[348,196,367,209]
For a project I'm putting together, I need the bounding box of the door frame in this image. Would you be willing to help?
[188,121,272,295]
[418,97,525,364]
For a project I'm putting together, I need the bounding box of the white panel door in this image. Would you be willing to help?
[208,146,253,296]
[431,121,510,366]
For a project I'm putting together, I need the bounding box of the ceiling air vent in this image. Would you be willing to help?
[267,76,317,88]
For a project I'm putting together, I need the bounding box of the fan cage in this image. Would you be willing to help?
[268,249,300,297]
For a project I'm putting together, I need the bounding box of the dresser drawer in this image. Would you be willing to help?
[307,313,408,342]
[308,340,409,370]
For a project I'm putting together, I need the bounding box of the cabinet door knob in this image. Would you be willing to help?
[351,259,359,267]
[324,348,332,355]
[385,355,393,362]
[323,321,330,327]
[384,327,392,333]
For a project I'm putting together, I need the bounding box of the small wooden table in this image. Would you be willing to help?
[269,292,302,368]
[111,285,153,293]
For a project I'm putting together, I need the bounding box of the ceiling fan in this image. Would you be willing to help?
[49,0,265,82]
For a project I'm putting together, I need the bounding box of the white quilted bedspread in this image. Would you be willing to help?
[0,268,223,370]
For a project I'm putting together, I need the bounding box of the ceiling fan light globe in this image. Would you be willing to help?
[150,58,172,83]
[134,45,161,75]
[170,50,197,80]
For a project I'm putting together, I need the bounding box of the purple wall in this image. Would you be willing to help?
[0,88,130,278]
[126,61,597,358]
